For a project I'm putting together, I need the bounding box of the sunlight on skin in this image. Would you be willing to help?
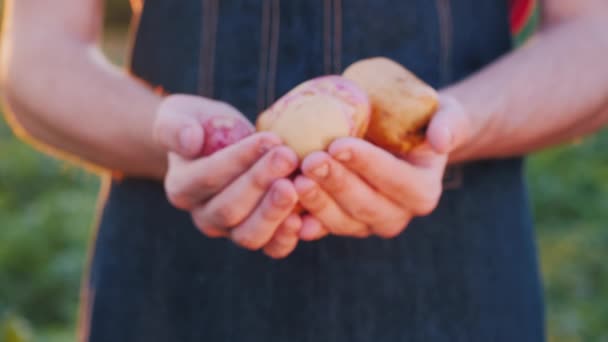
[2,110,111,177]
[128,0,143,14]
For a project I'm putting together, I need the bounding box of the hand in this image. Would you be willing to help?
[153,95,302,258]
[294,94,471,240]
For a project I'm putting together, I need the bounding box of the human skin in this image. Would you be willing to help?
[0,0,302,255]
[294,0,608,242]
[2,0,608,257]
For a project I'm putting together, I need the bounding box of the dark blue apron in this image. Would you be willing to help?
[83,1,545,341]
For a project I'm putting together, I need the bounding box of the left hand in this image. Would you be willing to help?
[293,94,470,240]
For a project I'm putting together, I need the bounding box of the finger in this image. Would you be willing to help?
[403,141,448,169]
[426,94,471,154]
[191,219,229,239]
[195,146,297,230]
[154,95,218,157]
[299,215,330,241]
[155,111,204,158]
[165,132,282,210]
[155,95,255,158]
[300,152,410,236]
[263,214,302,259]
[328,138,444,215]
[294,175,369,238]
[230,179,298,250]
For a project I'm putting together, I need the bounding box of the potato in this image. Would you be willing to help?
[343,57,439,155]
[257,75,370,159]
[200,115,254,156]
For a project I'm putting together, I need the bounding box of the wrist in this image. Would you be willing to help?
[439,86,490,163]
[123,91,167,180]
[148,95,170,179]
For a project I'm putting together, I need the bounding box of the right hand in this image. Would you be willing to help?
[153,95,302,258]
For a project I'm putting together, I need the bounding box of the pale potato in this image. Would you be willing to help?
[257,75,370,159]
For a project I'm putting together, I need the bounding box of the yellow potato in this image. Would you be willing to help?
[343,57,439,155]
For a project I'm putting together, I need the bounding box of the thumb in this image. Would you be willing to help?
[154,96,206,159]
[426,94,471,155]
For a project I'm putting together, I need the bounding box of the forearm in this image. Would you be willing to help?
[1,42,166,179]
[446,12,608,163]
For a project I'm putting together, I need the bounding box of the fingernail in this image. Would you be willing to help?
[179,126,197,153]
[334,150,352,162]
[258,139,278,155]
[272,188,292,207]
[272,153,294,173]
[312,163,329,178]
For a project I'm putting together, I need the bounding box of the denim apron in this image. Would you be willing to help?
[83,1,545,341]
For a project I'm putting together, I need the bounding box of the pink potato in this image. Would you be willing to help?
[256,75,371,159]
[199,114,255,156]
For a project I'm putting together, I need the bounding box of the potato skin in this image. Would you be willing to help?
[256,58,437,159]
[343,57,439,155]
[257,75,371,159]
[200,115,254,156]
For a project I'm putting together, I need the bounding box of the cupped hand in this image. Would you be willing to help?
[153,94,302,258]
[294,94,471,240]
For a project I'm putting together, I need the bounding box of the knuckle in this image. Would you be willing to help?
[300,189,327,214]
[354,229,373,239]
[330,221,365,237]
[199,224,225,238]
[250,168,271,192]
[349,155,369,174]
[344,224,372,239]
[167,193,190,210]
[165,178,190,210]
[260,201,286,223]
[373,213,409,239]
[418,200,439,216]
[415,185,442,216]
[235,145,256,170]
[243,135,271,158]
[377,229,402,239]
[265,247,291,259]
[231,231,264,251]
[274,234,294,247]
[195,174,219,191]
[190,210,207,231]
[211,205,242,228]
[351,204,378,224]
[164,171,180,194]
[326,169,348,194]
[263,246,281,259]
[376,221,406,239]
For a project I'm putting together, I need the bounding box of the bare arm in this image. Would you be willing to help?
[294,0,608,242]
[0,0,165,179]
[443,0,608,162]
[0,0,310,258]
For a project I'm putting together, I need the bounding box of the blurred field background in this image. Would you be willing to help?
[1,1,607,342]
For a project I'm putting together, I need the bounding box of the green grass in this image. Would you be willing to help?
[528,133,608,341]
[0,118,99,342]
